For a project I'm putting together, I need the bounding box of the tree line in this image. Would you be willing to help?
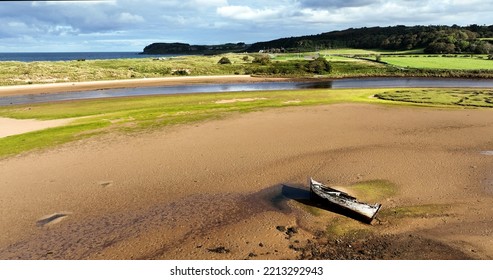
[246,25,493,54]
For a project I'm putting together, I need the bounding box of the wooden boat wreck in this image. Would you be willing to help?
[309,178,382,222]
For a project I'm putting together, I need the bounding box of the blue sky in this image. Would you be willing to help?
[0,0,491,52]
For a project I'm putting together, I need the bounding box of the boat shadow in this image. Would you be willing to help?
[281,184,374,224]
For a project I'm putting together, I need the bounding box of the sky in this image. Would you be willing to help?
[0,0,491,52]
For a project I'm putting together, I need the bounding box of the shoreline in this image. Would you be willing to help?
[0,75,294,97]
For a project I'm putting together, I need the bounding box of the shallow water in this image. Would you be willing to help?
[1,77,493,106]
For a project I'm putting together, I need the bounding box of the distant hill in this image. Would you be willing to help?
[142,25,493,55]
[246,25,493,54]
[141,42,249,55]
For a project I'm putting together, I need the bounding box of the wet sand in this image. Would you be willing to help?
[0,104,492,259]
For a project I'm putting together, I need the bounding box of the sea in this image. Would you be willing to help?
[0,52,168,62]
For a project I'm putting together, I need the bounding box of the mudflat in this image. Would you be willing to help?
[0,103,492,259]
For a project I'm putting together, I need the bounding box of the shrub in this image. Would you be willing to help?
[253,55,271,65]
[306,57,332,74]
[242,56,250,62]
[218,57,232,64]
[172,69,190,76]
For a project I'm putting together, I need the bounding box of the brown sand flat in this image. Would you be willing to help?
[0,104,492,259]
[0,75,289,96]
[0,117,74,138]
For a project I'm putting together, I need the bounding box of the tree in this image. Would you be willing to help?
[474,41,493,54]
[218,57,232,64]
[307,57,332,74]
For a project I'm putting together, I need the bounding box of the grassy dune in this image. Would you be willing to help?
[0,54,256,86]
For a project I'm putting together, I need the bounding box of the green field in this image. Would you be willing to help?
[381,55,493,70]
[1,88,492,158]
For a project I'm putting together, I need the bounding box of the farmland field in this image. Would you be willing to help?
[381,55,493,70]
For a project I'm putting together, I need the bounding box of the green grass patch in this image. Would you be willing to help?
[375,89,493,107]
[330,60,390,77]
[381,55,493,70]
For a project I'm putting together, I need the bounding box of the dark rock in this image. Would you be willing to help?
[207,246,230,254]
[276,226,286,232]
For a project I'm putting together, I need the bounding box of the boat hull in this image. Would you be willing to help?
[309,178,381,222]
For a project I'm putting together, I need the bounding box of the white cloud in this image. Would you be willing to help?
[217,5,282,21]
[47,25,79,36]
[118,12,144,23]
[298,9,349,24]
[192,0,228,7]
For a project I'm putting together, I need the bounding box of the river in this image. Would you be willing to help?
[1,77,493,106]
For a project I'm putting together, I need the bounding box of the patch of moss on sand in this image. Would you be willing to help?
[346,180,398,203]
[375,89,493,108]
[379,204,451,219]
[325,217,373,237]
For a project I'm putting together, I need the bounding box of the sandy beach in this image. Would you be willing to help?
[1,101,492,260]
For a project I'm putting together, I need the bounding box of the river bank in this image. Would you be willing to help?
[0,75,291,97]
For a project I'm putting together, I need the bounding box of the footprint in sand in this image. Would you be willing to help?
[36,212,71,227]
[98,181,114,188]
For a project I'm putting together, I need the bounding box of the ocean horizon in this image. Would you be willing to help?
[0,52,173,62]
